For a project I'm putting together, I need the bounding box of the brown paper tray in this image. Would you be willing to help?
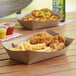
[17,10,63,30]
[2,30,74,64]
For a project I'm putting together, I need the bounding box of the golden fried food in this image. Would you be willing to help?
[9,47,20,51]
[9,41,47,51]
[12,42,19,47]
[49,35,66,51]
[32,10,44,17]
[32,9,52,18]
[34,18,41,21]
[22,15,35,21]
[29,32,53,45]
[58,35,66,43]
[22,8,59,21]
[50,42,65,51]
[9,32,66,52]
[49,15,59,21]
[53,35,66,43]
[31,43,46,50]
[34,32,51,37]
[34,47,52,52]
[40,17,49,21]
[40,8,52,17]
[34,17,49,21]
[18,42,25,51]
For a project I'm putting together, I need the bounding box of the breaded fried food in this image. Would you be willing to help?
[22,15,35,21]
[32,9,52,18]
[49,35,66,51]
[34,17,41,21]
[50,42,65,51]
[49,15,59,21]
[58,35,66,43]
[32,10,44,17]
[22,8,59,21]
[29,32,53,45]
[53,35,66,43]
[34,17,49,21]
[41,8,52,17]
[40,17,49,21]
[34,32,52,37]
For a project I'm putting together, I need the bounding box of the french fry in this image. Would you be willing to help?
[32,47,51,52]
[12,42,19,47]
[18,42,25,51]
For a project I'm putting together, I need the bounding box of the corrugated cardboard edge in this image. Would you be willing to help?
[28,48,67,64]
[2,30,74,64]
[6,49,29,64]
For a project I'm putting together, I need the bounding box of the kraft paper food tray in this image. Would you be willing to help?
[2,30,73,64]
[17,10,63,30]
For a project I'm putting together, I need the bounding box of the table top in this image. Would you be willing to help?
[0,12,76,76]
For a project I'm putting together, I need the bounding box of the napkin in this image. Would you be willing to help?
[58,19,75,26]
[0,33,23,41]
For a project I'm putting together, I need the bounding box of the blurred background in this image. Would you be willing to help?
[0,0,76,19]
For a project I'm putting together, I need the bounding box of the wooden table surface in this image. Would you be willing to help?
[0,12,76,76]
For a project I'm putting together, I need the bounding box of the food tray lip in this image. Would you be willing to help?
[2,30,74,53]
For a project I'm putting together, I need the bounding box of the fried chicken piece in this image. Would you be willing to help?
[50,42,65,51]
[58,35,66,43]
[34,17,49,21]
[40,8,52,17]
[49,15,59,21]
[22,15,35,21]
[40,17,49,21]
[29,32,53,46]
[32,9,52,18]
[32,10,44,17]
[34,32,52,37]
[28,37,38,45]
[53,35,66,43]
[34,17,41,21]
[49,35,66,51]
